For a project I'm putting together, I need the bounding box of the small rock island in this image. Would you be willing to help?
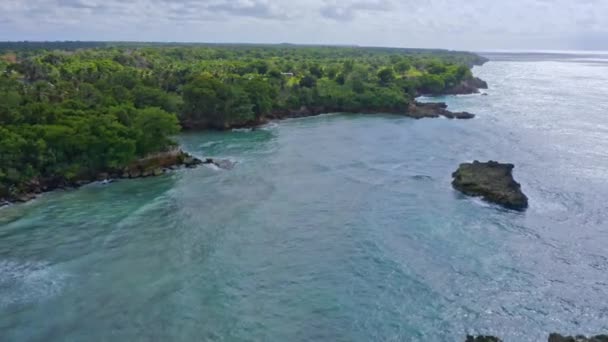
[452,161,528,210]
[548,334,608,342]
[466,334,608,342]
[466,335,502,342]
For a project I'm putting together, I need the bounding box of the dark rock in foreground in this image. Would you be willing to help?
[452,161,528,210]
[407,102,475,120]
[466,335,502,342]
[549,334,608,342]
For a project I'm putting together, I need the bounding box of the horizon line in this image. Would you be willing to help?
[1,40,607,54]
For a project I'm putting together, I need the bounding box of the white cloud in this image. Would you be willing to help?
[320,0,394,21]
[0,0,607,50]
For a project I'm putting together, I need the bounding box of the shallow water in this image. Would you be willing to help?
[2,54,608,341]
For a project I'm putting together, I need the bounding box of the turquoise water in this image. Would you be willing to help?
[2,54,608,341]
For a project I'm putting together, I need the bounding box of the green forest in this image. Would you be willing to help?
[0,42,487,199]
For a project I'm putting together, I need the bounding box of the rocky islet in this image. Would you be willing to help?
[452,161,529,210]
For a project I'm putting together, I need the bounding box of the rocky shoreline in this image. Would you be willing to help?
[443,76,489,95]
[0,150,234,207]
[269,101,476,121]
[407,101,475,119]
[182,76,488,130]
[183,100,478,131]
[3,76,488,206]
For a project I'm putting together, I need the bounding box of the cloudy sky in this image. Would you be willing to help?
[1,0,607,51]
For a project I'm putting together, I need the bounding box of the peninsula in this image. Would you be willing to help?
[0,42,488,204]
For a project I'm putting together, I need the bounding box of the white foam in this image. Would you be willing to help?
[200,141,219,148]
[232,128,253,133]
[260,122,279,130]
[204,163,222,171]
[469,196,494,208]
[0,260,67,307]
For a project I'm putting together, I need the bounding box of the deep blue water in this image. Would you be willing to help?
[2,54,608,341]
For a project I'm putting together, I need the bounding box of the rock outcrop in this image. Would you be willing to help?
[466,336,502,342]
[204,158,236,170]
[452,161,528,210]
[407,102,475,119]
[119,149,202,178]
[548,334,608,342]
[464,334,608,342]
[445,77,489,95]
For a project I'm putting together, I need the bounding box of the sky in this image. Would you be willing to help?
[0,0,607,51]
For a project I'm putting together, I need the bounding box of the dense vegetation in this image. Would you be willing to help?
[0,42,487,199]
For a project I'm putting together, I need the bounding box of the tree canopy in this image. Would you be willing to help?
[0,42,486,199]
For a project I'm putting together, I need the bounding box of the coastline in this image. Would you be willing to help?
[2,77,488,208]
[0,100,471,208]
[181,75,489,131]
[0,149,204,207]
[182,99,481,131]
